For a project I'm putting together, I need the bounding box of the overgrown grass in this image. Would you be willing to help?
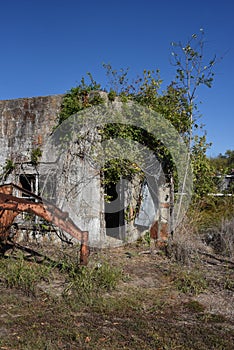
[190,196,234,232]
[204,217,234,258]
[167,196,234,263]
[0,252,123,303]
[0,254,52,295]
[0,244,234,350]
[174,269,207,295]
[62,260,123,306]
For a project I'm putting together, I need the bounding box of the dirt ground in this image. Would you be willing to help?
[0,240,234,350]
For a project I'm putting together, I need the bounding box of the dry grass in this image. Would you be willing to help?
[0,239,234,350]
[166,214,206,265]
[0,198,233,349]
[204,217,234,258]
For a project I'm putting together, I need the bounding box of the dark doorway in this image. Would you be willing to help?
[105,180,125,240]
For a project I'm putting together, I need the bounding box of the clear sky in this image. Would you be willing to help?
[0,0,233,157]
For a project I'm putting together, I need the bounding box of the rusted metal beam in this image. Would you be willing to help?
[0,183,89,265]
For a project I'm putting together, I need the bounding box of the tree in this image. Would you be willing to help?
[169,29,217,202]
[57,30,217,203]
[209,150,234,174]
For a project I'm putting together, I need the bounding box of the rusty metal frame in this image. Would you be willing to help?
[0,183,89,265]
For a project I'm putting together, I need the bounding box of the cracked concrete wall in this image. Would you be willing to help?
[0,93,171,247]
[0,95,63,164]
[0,94,104,246]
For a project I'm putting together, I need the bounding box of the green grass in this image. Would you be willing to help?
[174,269,208,295]
[0,243,233,350]
[184,299,206,313]
[63,261,124,306]
[0,254,52,295]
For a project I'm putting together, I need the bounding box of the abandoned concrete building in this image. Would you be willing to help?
[0,94,171,248]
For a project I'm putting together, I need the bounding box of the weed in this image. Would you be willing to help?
[197,312,227,323]
[0,254,52,295]
[143,231,151,246]
[174,269,207,295]
[108,89,117,102]
[136,230,151,247]
[0,158,15,181]
[31,147,42,165]
[224,272,234,290]
[62,261,123,305]
[184,299,206,313]
[166,214,204,265]
[205,217,234,258]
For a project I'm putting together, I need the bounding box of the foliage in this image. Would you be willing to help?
[31,147,42,166]
[209,149,234,174]
[171,30,216,95]
[102,63,131,94]
[155,83,191,136]
[191,135,217,199]
[0,254,51,295]
[58,73,103,126]
[174,269,207,295]
[0,158,15,182]
[62,261,123,305]
[188,196,234,234]
[102,32,218,196]
[58,30,218,201]
[107,89,117,102]
[102,158,143,187]
[103,67,179,182]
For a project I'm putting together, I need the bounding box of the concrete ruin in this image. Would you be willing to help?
[0,94,171,248]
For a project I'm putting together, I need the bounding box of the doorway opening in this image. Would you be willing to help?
[105,179,125,240]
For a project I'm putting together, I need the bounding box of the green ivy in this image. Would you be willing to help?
[57,30,218,201]
[31,147,42,166]
[0,159,15,182]
[58,73,103,126]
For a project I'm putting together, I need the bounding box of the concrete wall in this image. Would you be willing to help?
[0,95,63,165]
[0,93,171,248]
[0,94,105,246]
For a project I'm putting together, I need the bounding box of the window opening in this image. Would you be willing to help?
[19,174,38,199]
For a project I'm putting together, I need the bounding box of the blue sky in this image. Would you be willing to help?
[0,0,233,157]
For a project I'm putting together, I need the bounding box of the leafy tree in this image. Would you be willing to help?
[209,150,234,174]
[208,150,234,195]
[58,29,218,202]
